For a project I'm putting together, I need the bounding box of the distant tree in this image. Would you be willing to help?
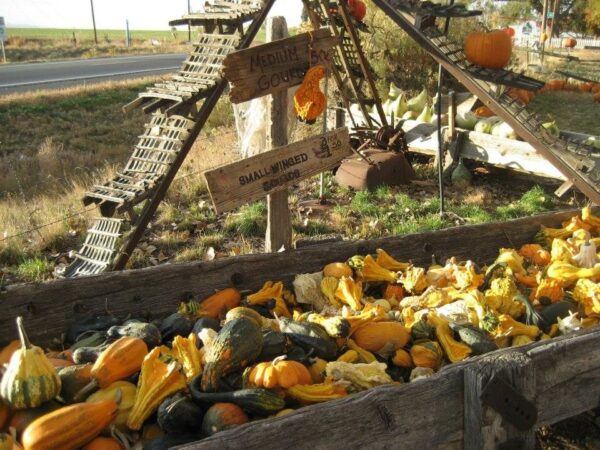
[585,0,600,33]
[499,1,534,23]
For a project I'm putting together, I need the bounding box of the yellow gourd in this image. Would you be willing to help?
[359,255,398,283]
[427,313,471,363]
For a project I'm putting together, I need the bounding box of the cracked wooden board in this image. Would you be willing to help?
[204,127,352,213]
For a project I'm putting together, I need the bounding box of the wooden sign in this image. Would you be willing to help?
[204,128,352,213]
[222,28,339,103]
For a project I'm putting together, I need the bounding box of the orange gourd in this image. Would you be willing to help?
[82,437,123,450]
[202,403,248,437]
[464,30,512,69]
[75,336,148,401]
[294,65,327,124]
[503,27,515,37]
[0,341,20,367]
[383,283,405,302]
[249,356,312,389]
[21,399,119,450]
[519,243,551,266]
[352,321,410,352]
[474,106,494,117]
[530,278,564,303]
[198,287,242,320]
[563,37,577,48]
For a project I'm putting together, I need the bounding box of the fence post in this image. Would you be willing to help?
[264,16,292,252]
[464,352,536,450]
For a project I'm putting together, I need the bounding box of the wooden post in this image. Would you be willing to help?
[264,17,292,253]
[464,352,536,450]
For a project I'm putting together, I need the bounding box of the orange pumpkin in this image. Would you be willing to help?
[464,30,512,69]
[202,403,248,437]
[545,79,565,91]
[352,321,410,352]
[503,27,515,37]
[249,356,312,389]
[563,37,577,48]
[347,0,367,21]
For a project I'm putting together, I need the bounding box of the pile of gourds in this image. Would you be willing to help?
[1,208,599,449]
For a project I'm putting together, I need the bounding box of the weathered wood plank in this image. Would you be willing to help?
[174,367,465,450]
[265,16,292,253]
[528,327,600,425]
[0,209,577,347]
[223,28,339,103]
[403,120,566,180]
[464,353,536,450]
[204,128,352,213]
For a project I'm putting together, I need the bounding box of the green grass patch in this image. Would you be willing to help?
[225,202,267,237]
[16,257,53,282]
[528,91,600,136]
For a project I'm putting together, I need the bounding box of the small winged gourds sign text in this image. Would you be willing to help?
[204,128,352,213]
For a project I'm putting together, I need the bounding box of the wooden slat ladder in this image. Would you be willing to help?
[82,113,194,217]
[370,0,600,204]
[65,0,277,277]
[123,33,241,115]
[302,0,387,130]
[63,218,123,277]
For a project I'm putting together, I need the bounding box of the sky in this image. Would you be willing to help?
[2,0,303,29]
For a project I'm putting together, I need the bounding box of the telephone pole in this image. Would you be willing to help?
[90,0,98,45]
[187,0,191,42]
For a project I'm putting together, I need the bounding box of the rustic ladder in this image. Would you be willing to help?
[302,0,388,129]
[371,0,600,204]
[65,0,277,277]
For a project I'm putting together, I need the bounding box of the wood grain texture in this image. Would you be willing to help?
[174,367,465,450]
[223,28,338,103]
[204,127,351,213]
[0,209,577,347]
[265,17,292,253]
[464,352,536,450]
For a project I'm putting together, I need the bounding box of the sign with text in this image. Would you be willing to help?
[204,128,352,213]
[222,28,339,104]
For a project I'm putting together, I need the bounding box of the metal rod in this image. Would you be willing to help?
[90,0,98,45]
[188,0,192,42]
[435,2,453,216]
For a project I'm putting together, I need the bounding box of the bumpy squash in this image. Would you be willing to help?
[248,356,312,389]
[352,322,410,352]
[127,347,187,431]
[294,65,327,124]
[171,333,202,382]
[190,378,285,415]
[0,317,61,409]
[86,381,136,429]
[202,403,248,437]
[201,318,263,392]
[21,399,119,450]
[410,340,443,370]
[304,313,350,338]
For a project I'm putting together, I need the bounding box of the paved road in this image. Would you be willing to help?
[0,53,187,94]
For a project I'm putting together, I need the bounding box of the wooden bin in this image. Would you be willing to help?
[1,209,598,450]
